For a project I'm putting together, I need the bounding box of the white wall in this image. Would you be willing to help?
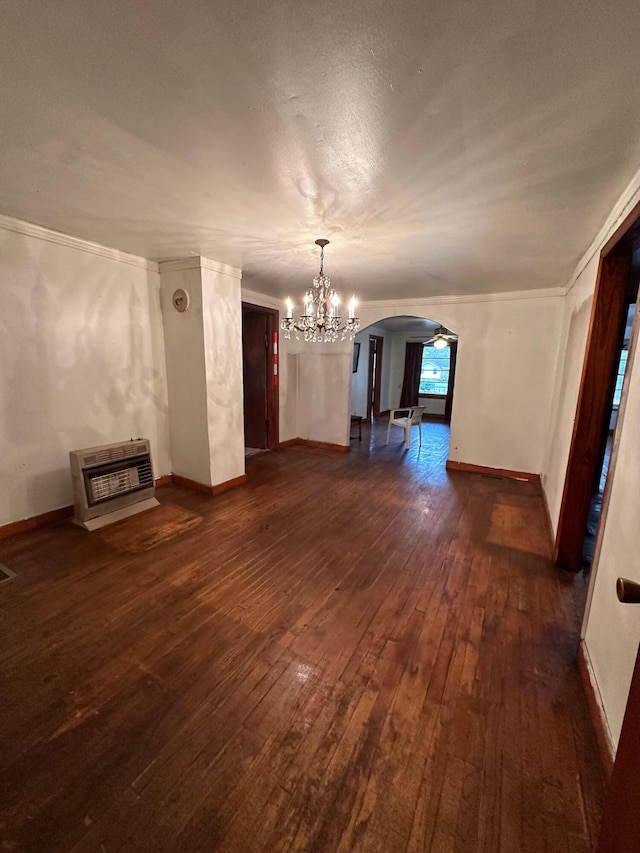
[202,263,245,486]
[0,220,171,527]
[356,293,564,474]
[350,324,393,417]
[583,321,640,746]
[542,256,598,528]
[298,351,351,446]
[387,331,420,410]
[542,166,640,751]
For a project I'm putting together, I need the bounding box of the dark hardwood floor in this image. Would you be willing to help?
[0,419,606,852]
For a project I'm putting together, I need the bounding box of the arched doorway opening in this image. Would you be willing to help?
[348,315,458,459]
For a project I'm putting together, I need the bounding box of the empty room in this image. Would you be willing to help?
[2,2,640,851]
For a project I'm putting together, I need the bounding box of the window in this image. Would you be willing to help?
[612,349,628,407]
[419,344,450,396]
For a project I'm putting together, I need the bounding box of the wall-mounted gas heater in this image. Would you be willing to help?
[69,439,159,530]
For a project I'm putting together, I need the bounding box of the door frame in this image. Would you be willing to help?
[554,203,640,572]
[367,335,384,419]
[444,340,458,423]
[241,302,280,450]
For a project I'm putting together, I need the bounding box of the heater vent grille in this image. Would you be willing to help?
[88,459,153,503]
[70,439,157,525]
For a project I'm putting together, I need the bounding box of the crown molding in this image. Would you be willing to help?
[201,256,242,279]
[359,286,565,310]
[0,212,158,272]
[158,255,242,279]
[157,257,203,273]
[563,163,640,297]
[240,287,283,310]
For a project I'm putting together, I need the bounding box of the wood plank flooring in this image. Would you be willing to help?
[0,420,606,852]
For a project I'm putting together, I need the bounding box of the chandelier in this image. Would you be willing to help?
[281,239,360,342]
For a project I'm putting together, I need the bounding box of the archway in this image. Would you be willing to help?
[348,315,458,457]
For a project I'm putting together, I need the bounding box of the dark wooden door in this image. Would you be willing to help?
[242,310,269,449]
[596,642,640,852]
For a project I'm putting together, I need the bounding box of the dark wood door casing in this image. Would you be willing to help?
[242,303,279,450]
[242,310,269,449]
[445,340,458,423]
[554,253,631,571]
[367,335,384,419]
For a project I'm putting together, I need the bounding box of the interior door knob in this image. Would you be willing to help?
[616,577,640,603]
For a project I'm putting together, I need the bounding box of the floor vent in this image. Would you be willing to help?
[0,564,16,583]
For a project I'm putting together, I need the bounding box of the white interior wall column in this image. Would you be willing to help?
[201,262,245,485]
[159,257,245,487]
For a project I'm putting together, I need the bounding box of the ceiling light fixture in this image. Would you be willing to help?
[281,239,359,342]
[424,326,458,349]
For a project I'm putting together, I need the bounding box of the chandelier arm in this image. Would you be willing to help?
[281,238,359,342]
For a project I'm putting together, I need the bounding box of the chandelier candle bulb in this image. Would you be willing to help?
[330,292,339,318]
[280,239,360,343]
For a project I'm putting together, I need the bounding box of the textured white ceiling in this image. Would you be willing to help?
[2,1,640,300]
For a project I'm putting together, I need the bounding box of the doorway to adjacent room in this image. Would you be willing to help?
[241,302,279,455]
[349,316,458,463]
[367,334,384,420]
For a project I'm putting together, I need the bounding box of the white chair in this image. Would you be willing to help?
[386,406,426,449]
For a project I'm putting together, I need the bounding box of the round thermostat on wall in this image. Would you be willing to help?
[172,288,189,312]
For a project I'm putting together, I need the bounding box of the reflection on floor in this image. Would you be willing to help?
[582,434,613,570]
[0,416,605,851]
[351,415,450,481]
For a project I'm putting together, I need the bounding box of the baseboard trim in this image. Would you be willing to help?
[295,439,350,453]
[0,505,74,541]
[445,460,540,483]
[278,438,349,453]
[171,473,248,495]
[211,474,248,495]
[577,640,614,779]
[0,471,248,541]
[170,474,212,495]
